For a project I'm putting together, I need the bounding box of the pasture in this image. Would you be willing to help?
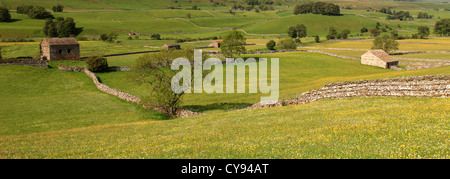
[0,0,449,159]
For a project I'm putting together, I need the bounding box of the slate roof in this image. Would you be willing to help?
[365,50,398,63]
[41,38,79,46]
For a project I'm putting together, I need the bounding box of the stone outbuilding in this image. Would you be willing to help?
[361,50,399,69]
[161,43,181,50]
[208,41,222,48]
[40,38,80,61]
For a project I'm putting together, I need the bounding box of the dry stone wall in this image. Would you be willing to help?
[248,75,450,109]
[0,59,48,67]
[58,65,200,118]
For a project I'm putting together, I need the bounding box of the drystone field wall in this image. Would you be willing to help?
[247,75,450,109]
[58,65,200,118]
[0,59,48,67]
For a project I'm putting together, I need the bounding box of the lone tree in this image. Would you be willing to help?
[372,34,399,53]
[417,25,430,39]
[266,40,276,50]
[220,30,246,57]
[0,7,11,22]
[360,27,368,33]
[129,48,209,117]
[287,24,307,41]
[434,18,450,36]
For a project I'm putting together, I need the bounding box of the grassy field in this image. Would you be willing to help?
[1,0,450,159]
[0,65,166,136]
[1,95,448,158]
[93,51,450,114]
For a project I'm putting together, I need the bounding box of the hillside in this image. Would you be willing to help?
[0,0,449,160]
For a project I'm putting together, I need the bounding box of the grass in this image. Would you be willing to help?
[94,51,450,114]
[241,14,381,36]
[0,66,166,136]
[1,97,448,159]
[1,0,450,159]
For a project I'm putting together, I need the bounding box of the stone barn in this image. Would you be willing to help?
[40,38,80,61]
[162,43,181,50]
[208,41,221,48]
[361,50,399,69]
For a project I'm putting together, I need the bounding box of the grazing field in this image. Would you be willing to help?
[1,96,448,159]
[95,51,450,113]
[0,66,165,135]
[1,0,450,159]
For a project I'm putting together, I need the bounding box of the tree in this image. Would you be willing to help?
[315,35,320,43]
[266,40,276,50]
[293,2,340,16]
[151,34,161,40]
[434,18,450,36]
[372,34,399,53]
[417,25,430,39]
[277,38,297,50]
[360,27,368,33]
[0,7,11,22]
[43,17,80,37]
[86,56,108,72]
[220,30,246,57]
[341,29,350,39]
[287,24,307,40]
[369,28,380,37]
[28,6,54,19]
[129,48,209,117]
[16,5,34,14]
[52,4,64,12]
[390,30,399,39]
[328,27,338,36]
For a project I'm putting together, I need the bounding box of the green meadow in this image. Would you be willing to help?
[0,0,450,159]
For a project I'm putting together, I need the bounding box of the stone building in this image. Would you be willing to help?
[161,43,181,50]
[40,38,80,61]
[208,41,222,48]
[361,50,399,69]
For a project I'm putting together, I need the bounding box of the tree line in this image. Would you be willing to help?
[293,2,340,16]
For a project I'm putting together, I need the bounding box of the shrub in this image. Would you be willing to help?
[266,40,276,50]
[16,5,34,14]
[0,7,11,22]
[52,4,64,12]
[417,25,430,39]
[99,33,118,43]
[86,56,108,72]
[277,38,297,50]
[315,35,320,43]
[28,6,54,19]
[151,34,161,40]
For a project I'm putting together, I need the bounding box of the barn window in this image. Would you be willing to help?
[59,49,62,54]
[67,49,71,54]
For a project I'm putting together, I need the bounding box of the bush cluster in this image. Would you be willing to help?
[293,2,340,16]
[17,5,54,19]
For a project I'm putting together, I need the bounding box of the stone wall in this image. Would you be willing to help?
[247,75,450,109]
[0,59,48,67]
[58,65,200,118]
[83,68,141,104]
[58,65,131,72]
